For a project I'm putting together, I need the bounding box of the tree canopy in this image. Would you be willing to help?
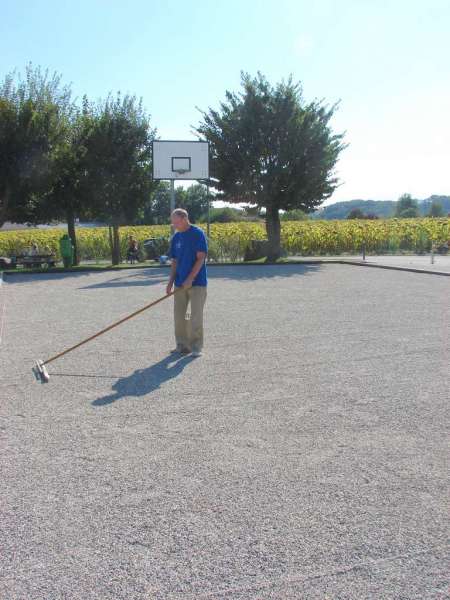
[196,72,346,259]
[0,64,74,227]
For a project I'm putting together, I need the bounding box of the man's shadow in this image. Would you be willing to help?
[92,353,196,406]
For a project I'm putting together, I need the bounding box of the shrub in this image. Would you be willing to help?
[203,207,242,223]
[1,219,449,262]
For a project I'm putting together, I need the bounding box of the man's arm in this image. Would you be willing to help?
[183,251,206,288]
[166,258,177,295]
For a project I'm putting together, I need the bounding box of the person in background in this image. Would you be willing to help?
[127,236,139,264]
[166,209,208,357]
[28,242,39,256]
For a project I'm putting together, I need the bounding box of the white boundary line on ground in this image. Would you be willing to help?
[338,259,450,277]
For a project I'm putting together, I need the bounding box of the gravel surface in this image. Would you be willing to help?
[1,264,449,599]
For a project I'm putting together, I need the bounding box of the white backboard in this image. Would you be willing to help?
[152,140,209,180]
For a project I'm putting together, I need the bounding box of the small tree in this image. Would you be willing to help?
[281,209,308,221]
[206,206,242,223]
[196,72,346,259]
[141,182,184,225]
[395,193,420,218]
[182,184,209,222]
[429,200,444,217]
[347,208,365,219]
[140,182,209,224]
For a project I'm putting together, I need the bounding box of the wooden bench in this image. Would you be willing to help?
[13,254,58,269]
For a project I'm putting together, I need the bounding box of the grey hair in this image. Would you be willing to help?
[172,208,189,219]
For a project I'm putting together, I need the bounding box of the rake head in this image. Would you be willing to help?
[33,360,50,383]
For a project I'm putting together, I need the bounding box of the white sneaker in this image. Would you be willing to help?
[191,350,203,358]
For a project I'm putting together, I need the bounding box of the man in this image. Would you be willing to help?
[166,209,208,357]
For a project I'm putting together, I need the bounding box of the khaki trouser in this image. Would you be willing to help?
[174,286,207,352]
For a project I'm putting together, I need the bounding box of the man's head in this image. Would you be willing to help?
[171,208,190,232]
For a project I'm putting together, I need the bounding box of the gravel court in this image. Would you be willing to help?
[1,264,449,599]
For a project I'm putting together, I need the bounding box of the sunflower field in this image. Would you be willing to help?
[0,218,449,263]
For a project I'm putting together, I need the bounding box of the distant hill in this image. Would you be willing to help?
[312,199,396,219]
[313,196,450,219]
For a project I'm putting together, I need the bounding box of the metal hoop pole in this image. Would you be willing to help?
[170,179,175,234]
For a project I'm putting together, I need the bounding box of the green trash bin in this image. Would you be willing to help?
[60,234,74,268]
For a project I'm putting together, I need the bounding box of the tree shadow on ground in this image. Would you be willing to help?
[4,271,99,285]
[91,353,196,406]
[79,270,168,290]
[6,262,323,288]
[4,265,169,286]
[207,262,321,281]
[78,263,322,290]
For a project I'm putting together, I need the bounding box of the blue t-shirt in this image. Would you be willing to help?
[169,225,208,287]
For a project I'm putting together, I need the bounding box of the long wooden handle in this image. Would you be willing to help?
[44,287,182,366]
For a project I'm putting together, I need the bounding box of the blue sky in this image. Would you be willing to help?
[1,0,449,204]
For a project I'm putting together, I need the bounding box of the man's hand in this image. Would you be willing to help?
[166,281,174,295]
[182,277,193,289]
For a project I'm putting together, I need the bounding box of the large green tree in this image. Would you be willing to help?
[0,65,74,228]
[196,72,346,259]
[82,93,156,264]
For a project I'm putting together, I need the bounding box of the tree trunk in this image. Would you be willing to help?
[0,185,11,229]
[108,225,114,260]
[112,223,121,265]
[66,207,79,266]
[265,205,281,261]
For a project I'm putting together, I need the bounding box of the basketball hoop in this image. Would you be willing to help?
[151,140,210,234]
[152,141,209,180]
